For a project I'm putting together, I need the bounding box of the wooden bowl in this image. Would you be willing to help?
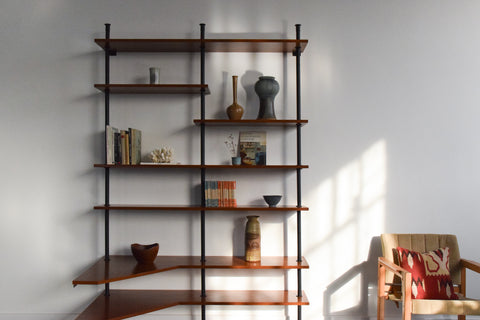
[131,243,159,264]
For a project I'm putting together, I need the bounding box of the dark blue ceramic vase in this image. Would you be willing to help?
[254,76,279,120]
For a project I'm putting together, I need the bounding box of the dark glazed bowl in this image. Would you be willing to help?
[131,243,159,264]
[263,195,282,207]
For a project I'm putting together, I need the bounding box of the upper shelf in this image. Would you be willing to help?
[95,38,308,53]
[94,84,210,94]
[194,119,308,126]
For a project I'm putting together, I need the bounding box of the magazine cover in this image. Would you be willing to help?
[239,131,266,165]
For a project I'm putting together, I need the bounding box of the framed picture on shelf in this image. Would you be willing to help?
[239,131,266,165]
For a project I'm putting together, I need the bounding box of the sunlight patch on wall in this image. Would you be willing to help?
[329,139,386,312]
[306,139,387,317]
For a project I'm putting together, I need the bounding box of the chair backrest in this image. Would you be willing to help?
[381,234,461,285]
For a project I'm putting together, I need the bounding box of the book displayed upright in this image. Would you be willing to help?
[239,131,266,165]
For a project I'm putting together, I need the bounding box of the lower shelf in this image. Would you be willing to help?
[77,289,309,320]
[73,255,309,285]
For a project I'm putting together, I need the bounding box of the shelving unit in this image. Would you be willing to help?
[74,23,309,319]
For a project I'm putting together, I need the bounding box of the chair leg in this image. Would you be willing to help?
[402,308,411,320]
[402,273,412,320]
[377,262,385,320]
[377,293,385,320]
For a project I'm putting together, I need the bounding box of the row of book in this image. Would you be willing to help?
[106,125,142,165]
[205,181,237,207]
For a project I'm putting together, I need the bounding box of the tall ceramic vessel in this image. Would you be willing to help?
[226,75,244,120]
[255,76,279,120]
[245,215,261,262]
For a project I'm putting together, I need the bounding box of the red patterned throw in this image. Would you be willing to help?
[396,247,458,300]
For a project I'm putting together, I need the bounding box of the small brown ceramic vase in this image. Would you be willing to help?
[226,75,244,120]
[245,215,261,262]
[131,243,159,264]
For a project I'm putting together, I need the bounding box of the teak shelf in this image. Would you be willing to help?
[93,163,308,169]
[94,38,308,53]
[93,204,309,211]
[76,290,309,320]
[73,255,309,285]
[94,84,210,94]
[74,23,309,319]
[194,119,308,126]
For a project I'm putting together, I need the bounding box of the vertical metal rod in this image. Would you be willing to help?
[104,23,111,297]
[200,23,207,311]
[295,24,303,319]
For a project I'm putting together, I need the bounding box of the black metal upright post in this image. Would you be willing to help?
[199,23,207,320]
[294,23,303,320]
[104,22,112,297]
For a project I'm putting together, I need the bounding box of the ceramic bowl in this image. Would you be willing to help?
[131,243,159,264]
[263,195,282,207]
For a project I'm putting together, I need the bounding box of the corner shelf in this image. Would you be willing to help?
[76,290,309,320]
[73,255,309,285]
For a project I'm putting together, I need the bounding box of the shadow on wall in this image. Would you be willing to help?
[323,236,400,320]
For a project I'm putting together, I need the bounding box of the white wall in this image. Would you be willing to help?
[1,0,480,319]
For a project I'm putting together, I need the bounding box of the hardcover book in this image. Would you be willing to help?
[106,125,119,164]
[239,131,266,165]
[129,128,142,165]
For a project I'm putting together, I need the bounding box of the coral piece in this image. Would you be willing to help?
[151,147,173,163]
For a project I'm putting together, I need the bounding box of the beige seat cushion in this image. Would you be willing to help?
[412,295,480,315]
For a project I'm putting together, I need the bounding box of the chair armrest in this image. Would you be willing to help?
[461,258,480,274]
[378,256,410,278]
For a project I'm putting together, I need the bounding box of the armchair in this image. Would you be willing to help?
[377,234,480,320]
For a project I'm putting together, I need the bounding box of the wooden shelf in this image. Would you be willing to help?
[95,38,308,53]
[203,164,308,169]
[76,289,309,320]
[94,84,210,94]
[73,256,309,285]
[194,119,308,126]
[94,164,308,169]
[94,164,202,168]
[93,205,309,211]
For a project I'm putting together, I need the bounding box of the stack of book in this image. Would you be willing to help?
[205,181,237,207]
[106,125,142,165]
